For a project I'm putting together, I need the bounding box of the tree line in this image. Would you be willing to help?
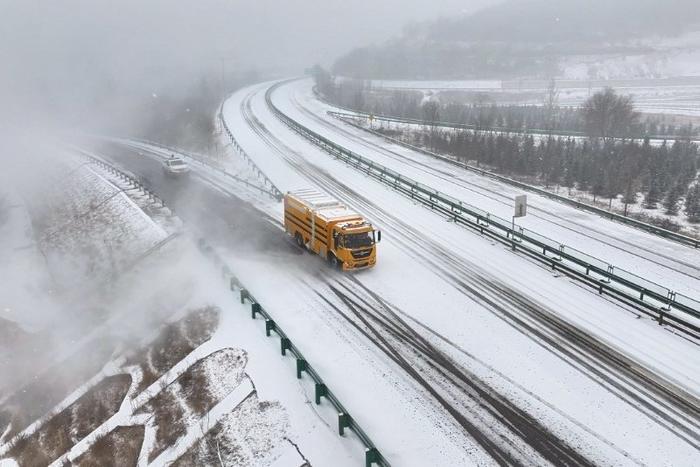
[313,69,700,225]
[380,126,700,223]
[314,71,698,139]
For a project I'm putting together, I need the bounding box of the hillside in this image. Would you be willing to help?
[333,0,700,80]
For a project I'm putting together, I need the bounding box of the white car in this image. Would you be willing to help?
[162,157,190,176]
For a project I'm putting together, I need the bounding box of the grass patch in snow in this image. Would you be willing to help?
[178,348,248,417]
[0,338,118,440]
[143,389,188,463]
[72,425,145,467]
[138,348,247,462]
[126,307,220,395]
[172,392,293,467]
[6,374,131,466]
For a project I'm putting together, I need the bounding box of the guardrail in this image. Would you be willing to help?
[217,107,284,200]
[121,138,283,202]
[328,112,700,249]
[196,238,390,467]
[330,110,700,142]
[75,151,182,273]
[267,81,700,339]
[80,151,170,208]
[312,85,700,144]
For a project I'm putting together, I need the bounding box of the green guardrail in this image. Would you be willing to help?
[329,111,700,250]
[196,238,391,467]
[84,152,389,465]
[267,81,700,339]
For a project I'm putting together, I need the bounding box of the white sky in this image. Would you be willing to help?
[0,0,497,121]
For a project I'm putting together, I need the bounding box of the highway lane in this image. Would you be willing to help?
[92,141,293,256]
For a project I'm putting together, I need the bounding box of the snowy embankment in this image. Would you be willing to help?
[0,189,54,330]
[0,151,356,466]
[217,81,700,466]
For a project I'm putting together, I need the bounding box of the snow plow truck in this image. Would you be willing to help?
[284,189,380,270]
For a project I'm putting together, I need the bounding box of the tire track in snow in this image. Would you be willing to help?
[234,84,700,459]
[231,87,700,464]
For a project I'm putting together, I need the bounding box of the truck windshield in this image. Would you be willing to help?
[341,232,373,249]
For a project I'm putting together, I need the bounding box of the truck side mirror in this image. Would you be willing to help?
[377,231,382,243]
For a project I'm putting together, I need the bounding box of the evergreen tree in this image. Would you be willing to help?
[592,174,605,203]
[622,180,638,216]
[645,178,661,209]
[686,185,700,223]
[664,183,683,215]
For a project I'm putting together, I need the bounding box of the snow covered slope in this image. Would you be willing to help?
[0,152,356,466]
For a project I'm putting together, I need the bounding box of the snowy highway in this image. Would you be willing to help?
[93,80,700,466]
[283,79,700,300]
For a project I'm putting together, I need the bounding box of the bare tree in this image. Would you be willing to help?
[583,87,638,142]
[422,100,441,151]
[310,64,335,100]
[543,78,559,134]
[622,179,638,216]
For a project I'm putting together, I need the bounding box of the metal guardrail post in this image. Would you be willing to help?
[280,337,291,356]
[338,412,352,436]
[251,302,261,319]
[315,383,328,404]
[265,318,276,336]
[296,358,307,379]
[366,448,381,467]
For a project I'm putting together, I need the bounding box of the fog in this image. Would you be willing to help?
[1,0,697,454]
[0,0,493,132]
[1,0,505,414]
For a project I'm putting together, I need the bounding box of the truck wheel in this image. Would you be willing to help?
[328,254,341,270]
[294,232,305,250]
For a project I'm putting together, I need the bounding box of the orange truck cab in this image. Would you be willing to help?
[284,189,380,270]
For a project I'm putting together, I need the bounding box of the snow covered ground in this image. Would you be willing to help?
[217,80,700,465]
[0,188,55,331]
[358,77,700,117]
[0,150,360,466]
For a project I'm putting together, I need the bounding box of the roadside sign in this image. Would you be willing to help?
[514,195,527,218]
